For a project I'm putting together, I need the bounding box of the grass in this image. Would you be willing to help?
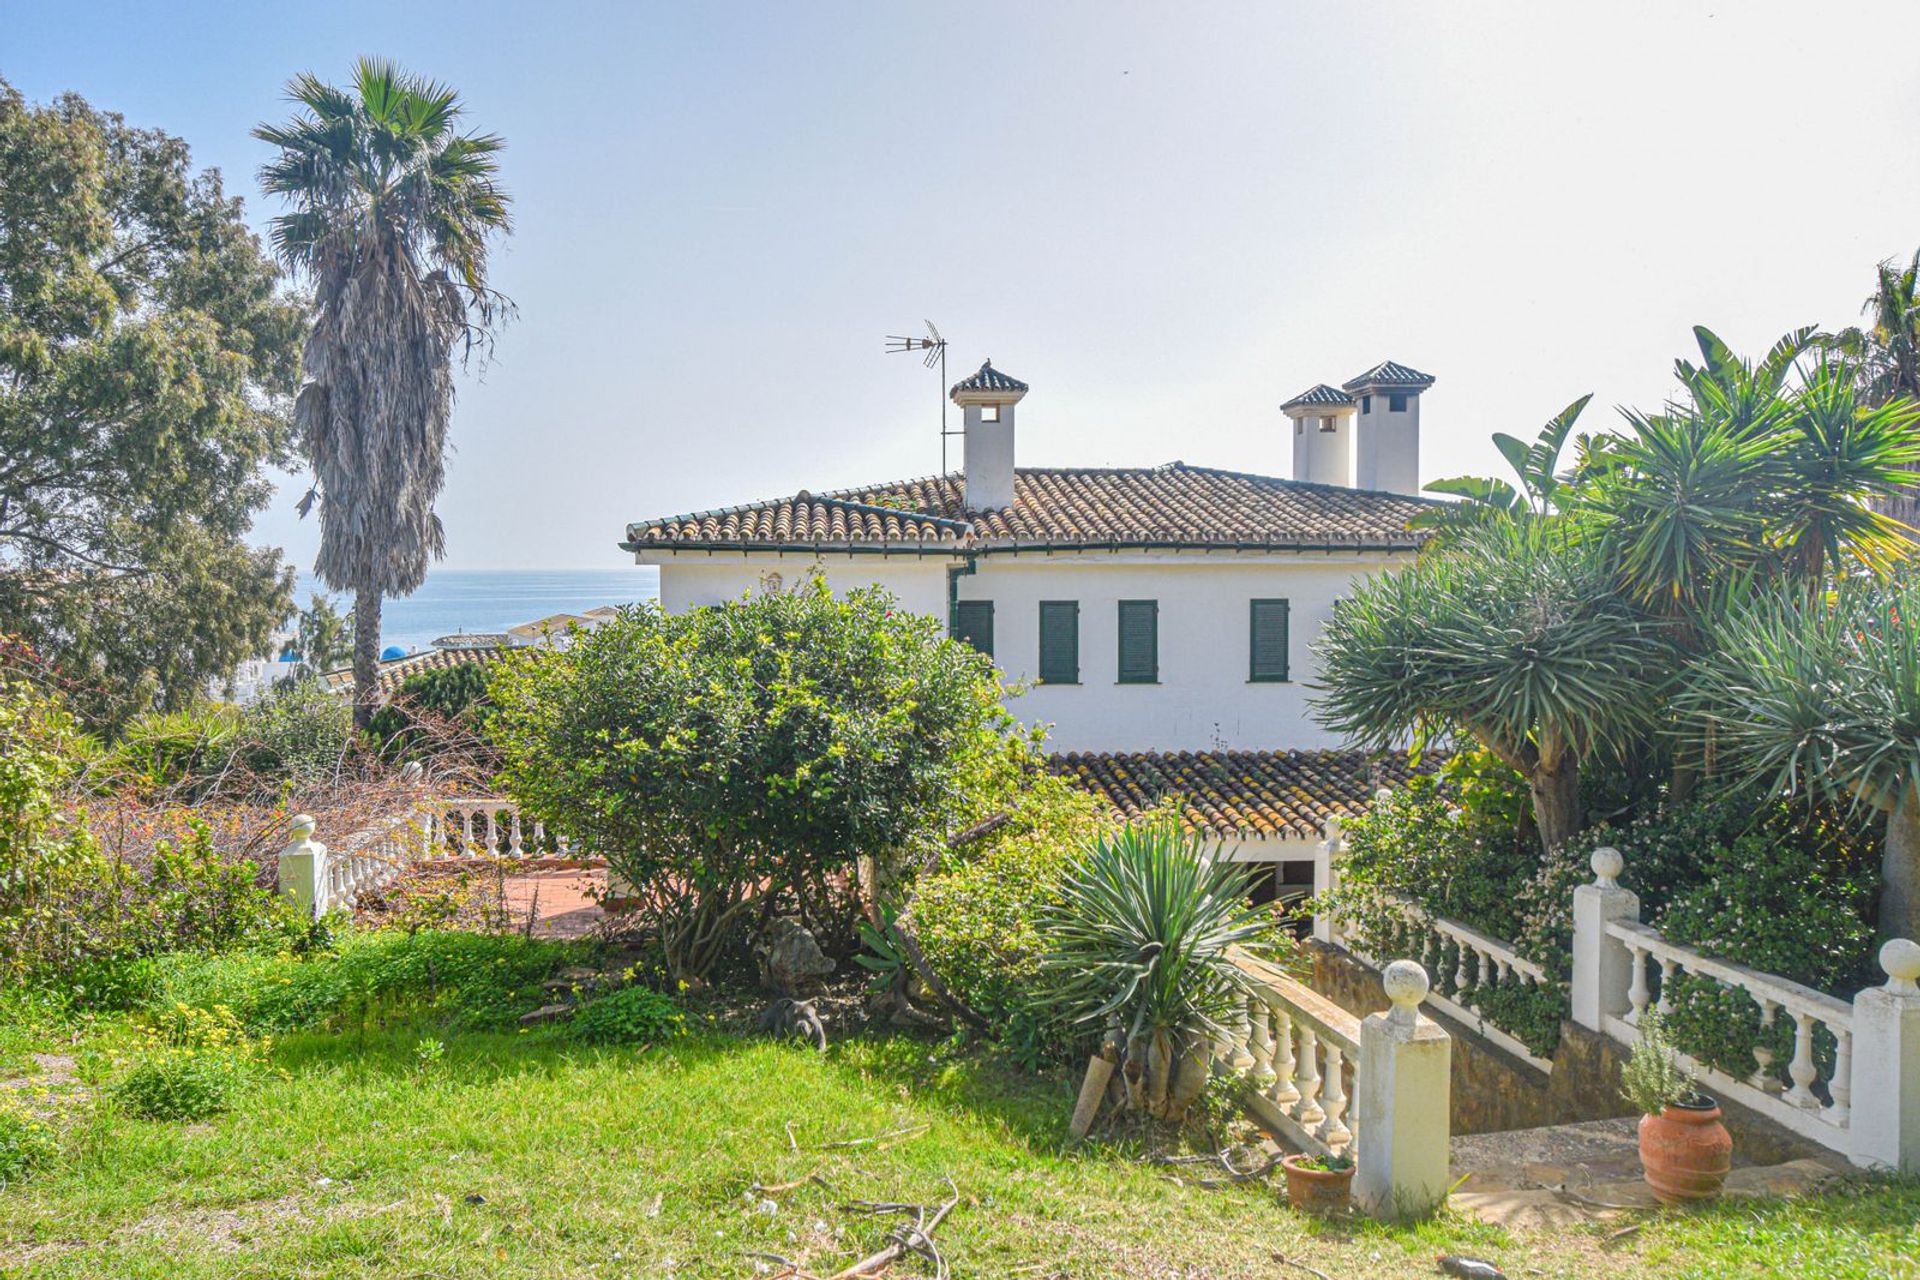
[0,964,1915,1278]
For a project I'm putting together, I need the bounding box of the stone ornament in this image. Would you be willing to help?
[1881,937,1920,997]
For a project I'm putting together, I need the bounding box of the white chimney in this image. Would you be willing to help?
[949,359,1028,511]
[1343,360,1435,495]
[1281,384,1356,487]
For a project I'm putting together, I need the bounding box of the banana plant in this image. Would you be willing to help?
[1415,394,1594,533]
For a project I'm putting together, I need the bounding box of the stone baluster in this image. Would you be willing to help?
[1655,956,1677,1016]
[1247,997,1276,1090]
[1784,1011,1820,1108]
[509,811,525,858]
[1829,1027,1852,1125]
[1228,994,1256,1073]
[1294,1027,1324,1128]
[460,807,476,854]
[1750,997,1779,1093]
[1319,1044,1351,1150]
[1268,1001,1300,1109]
[1453,944,1470,998]
[1624,946,1650,1024]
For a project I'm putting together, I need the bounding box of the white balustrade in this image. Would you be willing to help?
[1572,846,1920,1168]
[1221,950,1452,1216]
[279,797,586,918]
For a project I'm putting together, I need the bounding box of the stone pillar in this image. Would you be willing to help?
[1354,959,1451,1219]
[1311,814,1347,946]
[277,814,327,921]
[1571,847,1639,1032]
[1849,938,1920,1171]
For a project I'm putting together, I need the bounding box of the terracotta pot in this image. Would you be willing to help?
[1281,1153,1354,1215]
[1638,1095,1732,1206]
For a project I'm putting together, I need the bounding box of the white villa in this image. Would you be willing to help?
[620,358,1441,896]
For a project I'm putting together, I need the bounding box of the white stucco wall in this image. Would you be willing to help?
[637,547,1413,753]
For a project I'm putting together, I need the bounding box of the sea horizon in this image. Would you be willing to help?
[293,567,661,655]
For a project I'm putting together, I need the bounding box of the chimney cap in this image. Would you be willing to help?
[1281,383,1355,412]
[950,359,1029,401]
[1341,360,1436,394]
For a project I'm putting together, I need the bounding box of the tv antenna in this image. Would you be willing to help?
[886,320,959,473]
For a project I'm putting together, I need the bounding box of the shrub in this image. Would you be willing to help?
[138,930,588,1034]
[1620,1010,1694,1115]
[368,663,494,764]
[911,773,1109,1064]
[239,678,355,782]
[0,1096,56,1186]
[571,986,685,1045]
[489,584,1026,982]
[98,704,244,794]
[113,1048,255,1121]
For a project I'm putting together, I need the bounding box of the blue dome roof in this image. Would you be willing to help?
[279,651,301,663]
[380,645,407,661]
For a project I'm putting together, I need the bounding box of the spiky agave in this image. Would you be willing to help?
[1041,823,1273,1119]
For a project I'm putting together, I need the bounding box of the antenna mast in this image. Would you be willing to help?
[885,321,956,472]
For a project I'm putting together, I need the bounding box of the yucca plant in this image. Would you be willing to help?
[1041,823,1274,1122]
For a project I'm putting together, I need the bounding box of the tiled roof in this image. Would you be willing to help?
[1342,360,1436,392]
[1052,748,1434,840]
[322,646,508,697]
[623,463,1432,553]
[1281,383,1356,410]
[950,360,1028,395]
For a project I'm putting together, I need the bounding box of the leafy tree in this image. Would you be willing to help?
[1313,520,1665,854]
[283,594,352,675]
[1677,578,1920,939]
[367,660,494,763]
[488,584,1027,982]
[254,59,512,726]
[0,78,303,726]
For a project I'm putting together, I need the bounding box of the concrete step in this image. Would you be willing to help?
[1448,1117,1850,1229]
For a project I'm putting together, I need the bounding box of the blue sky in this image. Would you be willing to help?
[11,1,1920,568]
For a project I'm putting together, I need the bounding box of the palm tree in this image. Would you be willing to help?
[255,59,512,724]
[1825,252,1920,529]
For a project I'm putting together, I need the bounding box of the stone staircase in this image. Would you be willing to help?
[1448,1117,1852,1228]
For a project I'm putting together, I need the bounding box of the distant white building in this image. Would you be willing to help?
[622,358,1435,754]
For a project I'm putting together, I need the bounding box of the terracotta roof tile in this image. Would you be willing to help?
[322,646,508,697]
[1281,383,1356,410]
[950,360,1028,395]
[1052,748,1435,840]
[624,464,1432,553]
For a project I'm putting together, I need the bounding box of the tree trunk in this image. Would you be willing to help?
[1883,786,1920,942]
[351,587,383,730]
[1529,758,1582,856]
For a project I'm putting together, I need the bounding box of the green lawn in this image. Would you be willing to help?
[1,1010,1916,1278]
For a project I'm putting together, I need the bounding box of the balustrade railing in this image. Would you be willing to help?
[1224,950,1363,1158]
[1219,948,1454,1216]
[280,797,589,918]
[1573,845,1920,1170]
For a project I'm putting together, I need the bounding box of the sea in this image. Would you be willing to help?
[292,568,660,655]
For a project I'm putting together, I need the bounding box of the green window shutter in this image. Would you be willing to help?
[1117,600,1158,684]
[1038,601,1079,683]
[953,600,994,657]
[1249,599,1290,682]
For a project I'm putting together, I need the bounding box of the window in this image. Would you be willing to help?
[953,600,994,657]
[1117,600,1158,684]
[1389,393,1408,412]
[981,404,1001,422]
[1361,394,1372,414]
[1249,599,1290,682]
[1038,601,1079,684]
[1319,415,1337,433]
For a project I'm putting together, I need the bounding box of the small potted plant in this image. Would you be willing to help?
[1280,1151,1355,1214]
[1621,1011,1731,1205]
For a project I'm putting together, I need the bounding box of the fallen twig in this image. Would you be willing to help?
[1266,1250,1335,1280]
[820,1123,929,1150]
[829,1177,960,1280]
